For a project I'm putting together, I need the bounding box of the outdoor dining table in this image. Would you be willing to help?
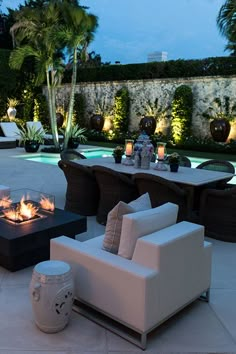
[75,156,234,187]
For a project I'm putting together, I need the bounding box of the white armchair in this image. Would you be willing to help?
[50,203,212,350]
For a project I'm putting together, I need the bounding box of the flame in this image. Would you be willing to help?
[3,196,39,221]
[0,196,12,208]
[39,196,55,211]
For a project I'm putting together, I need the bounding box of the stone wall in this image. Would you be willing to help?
[53,75,236,139]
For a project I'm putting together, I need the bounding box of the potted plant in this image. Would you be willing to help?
[90,96,112,132]
[168,152,180,172]
[203,97,236,142]
[7,98,19,120]
[18,125,45,152]
[136,98,169,136]
[60,124,87,149]
[112,145,124,163]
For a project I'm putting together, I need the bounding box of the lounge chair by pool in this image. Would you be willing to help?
[26,121,64,145]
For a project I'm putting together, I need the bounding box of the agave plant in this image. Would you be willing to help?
[18,125,45,144]
[61,124,87,143]
[7,98,19,108]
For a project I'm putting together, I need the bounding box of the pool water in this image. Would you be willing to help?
[14,148,113,165]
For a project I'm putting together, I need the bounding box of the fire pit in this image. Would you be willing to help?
[0,189,55,225]
[0,189,86,271]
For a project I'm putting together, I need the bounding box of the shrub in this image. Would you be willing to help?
[171,85,193,144]
[73,92,87,128]
[113,87,130,138]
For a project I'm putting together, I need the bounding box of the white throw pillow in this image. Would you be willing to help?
[118,202,179,259]
[102,193,151,254]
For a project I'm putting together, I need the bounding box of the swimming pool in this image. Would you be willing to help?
[13,148,113,165]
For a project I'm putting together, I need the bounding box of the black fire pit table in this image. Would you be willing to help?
[0,208,86,271]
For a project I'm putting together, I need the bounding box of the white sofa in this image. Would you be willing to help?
[50,203,212,349]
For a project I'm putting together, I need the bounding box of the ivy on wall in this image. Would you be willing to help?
[73,93,87,128]
[171,85,193,144]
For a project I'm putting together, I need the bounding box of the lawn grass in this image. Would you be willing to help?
[85,140,236,162]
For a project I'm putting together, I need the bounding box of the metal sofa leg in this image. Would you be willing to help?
[199,288,210,302]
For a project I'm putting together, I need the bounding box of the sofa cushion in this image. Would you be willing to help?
[118,202,179,259]
[103,193,151,254]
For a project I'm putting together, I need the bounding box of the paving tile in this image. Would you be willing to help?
[0,351,68,354]
[209,238,236,290]
[106,301,236,352]
[0,266,7,285]
[210,289,236,341]
[0,286,106,352]
[2,266,34,286]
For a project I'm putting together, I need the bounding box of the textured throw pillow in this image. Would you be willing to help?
[118,202,179,259]
[102,193,151,254]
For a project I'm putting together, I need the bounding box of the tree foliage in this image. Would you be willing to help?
[217,0,236,56]
[171,85,193,144]
[9,0,98,150]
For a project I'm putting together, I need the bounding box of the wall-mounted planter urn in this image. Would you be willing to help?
[210,118,231,143]
[90,114,104,131]
[139,116,156,136]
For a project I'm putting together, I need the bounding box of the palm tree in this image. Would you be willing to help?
[9,2,63,150]
[57,2,98,148]
[217,0,236,55]
[9,0,98,150]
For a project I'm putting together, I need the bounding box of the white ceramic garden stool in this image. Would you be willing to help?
[29,260,74,333]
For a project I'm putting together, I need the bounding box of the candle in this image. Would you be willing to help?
[158,146,165,160]
[125,142,133,156]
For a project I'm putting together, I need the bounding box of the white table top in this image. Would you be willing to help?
[75,157,234,187]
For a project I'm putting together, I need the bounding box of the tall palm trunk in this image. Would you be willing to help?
[63,48,77,149]
[46,68,60,150]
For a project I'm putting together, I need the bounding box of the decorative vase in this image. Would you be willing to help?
[170,163,179,172]
[90,114,104,131]
[68,138,79,149]
[210,118,231,143]
[139,116,156,136]
[7,107,17,121]
[24,140,40,153]
[114,156,122,164]
[56,112,64,128]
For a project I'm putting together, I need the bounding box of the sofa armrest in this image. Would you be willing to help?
[50,236,160,332]
[132,221,205,269]
[132,221,212,320]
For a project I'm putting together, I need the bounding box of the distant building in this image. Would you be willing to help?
[147,51,168,62]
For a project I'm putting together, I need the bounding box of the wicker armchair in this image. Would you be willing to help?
[58,160,99,216]
[92,165,139,225]
[133,173,193,221]
[199,186,236,242]
[60,149,86,161]
[196,159,235,186]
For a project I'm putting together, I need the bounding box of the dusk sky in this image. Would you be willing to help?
[2,0,228,64]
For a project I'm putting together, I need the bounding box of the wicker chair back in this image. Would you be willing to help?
[133,173,193,221]
[196,159,234,185]
[92,165,139,225]
[60,149,86,161]
[58,160,99,216]
[166,155,191,167]
[199,186,236,242]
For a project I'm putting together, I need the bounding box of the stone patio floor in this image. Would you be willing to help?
[0,146,236,353]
